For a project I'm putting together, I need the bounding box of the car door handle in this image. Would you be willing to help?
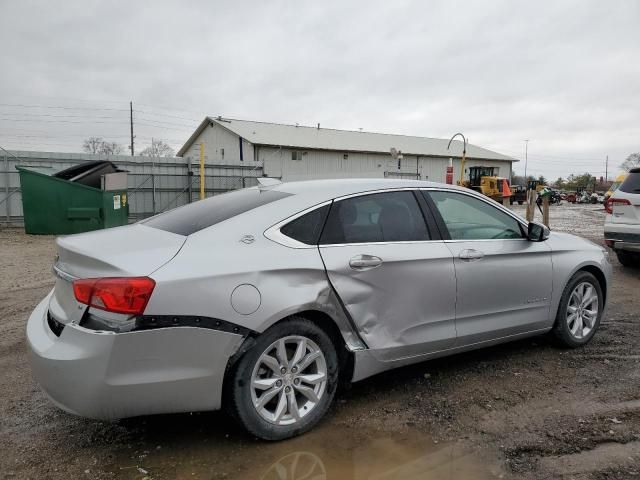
[459,249,484,261]
[349,255,383,270]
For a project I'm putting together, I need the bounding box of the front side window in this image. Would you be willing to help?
[319,191,429,244]
[428,191,523,240]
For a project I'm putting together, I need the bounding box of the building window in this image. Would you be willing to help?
[220,148,224,159]
[343,154,349,159]
[292,150,302,161]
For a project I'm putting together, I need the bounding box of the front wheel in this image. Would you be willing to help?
[227,317,339,440]
[552,271,603,348]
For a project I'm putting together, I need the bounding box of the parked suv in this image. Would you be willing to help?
[604,168,640,267]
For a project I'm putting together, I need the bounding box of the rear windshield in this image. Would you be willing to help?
[143,188,291,236]
[619,170,640,194]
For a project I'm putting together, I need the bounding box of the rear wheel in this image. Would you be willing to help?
[552,271,603,348]
[228,317,339,440]
[616,251,640,267]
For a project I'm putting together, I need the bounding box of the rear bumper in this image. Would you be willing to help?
[27,291,244,420]
[604,222,640,253]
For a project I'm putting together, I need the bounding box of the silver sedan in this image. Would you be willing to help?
[27,178,611,440]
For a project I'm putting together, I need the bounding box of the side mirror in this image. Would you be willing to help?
[527,221,550,242]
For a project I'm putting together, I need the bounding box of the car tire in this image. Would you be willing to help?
[552,271,603,348]
[227,317,339,440]
[616,251,639,268]
[518,201,523,205]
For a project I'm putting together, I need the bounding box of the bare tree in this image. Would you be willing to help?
[82,137,104,154]
[100,142,123,155]
[82,137,124,155]
[620,153,640,171]
[139,138,174,158]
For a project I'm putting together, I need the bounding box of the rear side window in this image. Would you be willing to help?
[319,191,430,244]
[280,205,330,245]
[143,188,291,236]
[619,169,640,194]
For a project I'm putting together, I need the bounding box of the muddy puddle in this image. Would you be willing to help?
[107,417,504,479]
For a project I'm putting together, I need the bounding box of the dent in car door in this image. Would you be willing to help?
[317,191,457,362]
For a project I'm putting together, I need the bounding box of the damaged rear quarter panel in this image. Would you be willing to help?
[145,218,363,350]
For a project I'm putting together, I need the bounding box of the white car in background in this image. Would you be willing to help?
[605,168,640,267]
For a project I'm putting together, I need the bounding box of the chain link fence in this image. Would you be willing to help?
[1,150,263,226]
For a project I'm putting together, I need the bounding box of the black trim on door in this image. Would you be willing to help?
[418,191,451,240]
[411,190,442,240]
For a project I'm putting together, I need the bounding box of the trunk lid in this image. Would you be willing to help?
[50,224,186,324]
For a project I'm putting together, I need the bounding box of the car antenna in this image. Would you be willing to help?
[256,177,282,190]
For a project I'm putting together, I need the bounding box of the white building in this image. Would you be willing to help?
[178,117,516,183]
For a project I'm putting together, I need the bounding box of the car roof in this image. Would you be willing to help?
[185,177,525,240]
[270,177,466,199]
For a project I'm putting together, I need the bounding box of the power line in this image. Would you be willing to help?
[0,117,128,125]
[0,133,186,142]
[0,112,127,119]
[134,108,200,122]
[135,121,195,131]
[135,102,208,118]
[0,112,196,128]
[0,103,128,112]
[500,147,606,163]
[133,116,199,128]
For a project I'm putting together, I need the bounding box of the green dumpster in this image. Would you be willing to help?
[16,162,129,235]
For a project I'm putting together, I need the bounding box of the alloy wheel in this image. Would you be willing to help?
[250,336,328,426]
[566,281,599,339]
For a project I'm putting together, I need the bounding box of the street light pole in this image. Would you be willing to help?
[524,139,529,180]
[447,133,467,185]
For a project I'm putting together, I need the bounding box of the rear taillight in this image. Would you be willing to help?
[605,239,615,248]
[604,197,631,214]
[73,277,156,315]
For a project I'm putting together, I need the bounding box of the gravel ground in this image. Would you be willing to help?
[1,203,639,479]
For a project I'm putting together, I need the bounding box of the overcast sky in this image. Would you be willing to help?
[1,0,638,179]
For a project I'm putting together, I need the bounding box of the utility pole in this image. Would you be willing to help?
[129,101,135,156]
[605,155,609,182]
[524,139,529,180]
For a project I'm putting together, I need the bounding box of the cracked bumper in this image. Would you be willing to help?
[27,291,244,420]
